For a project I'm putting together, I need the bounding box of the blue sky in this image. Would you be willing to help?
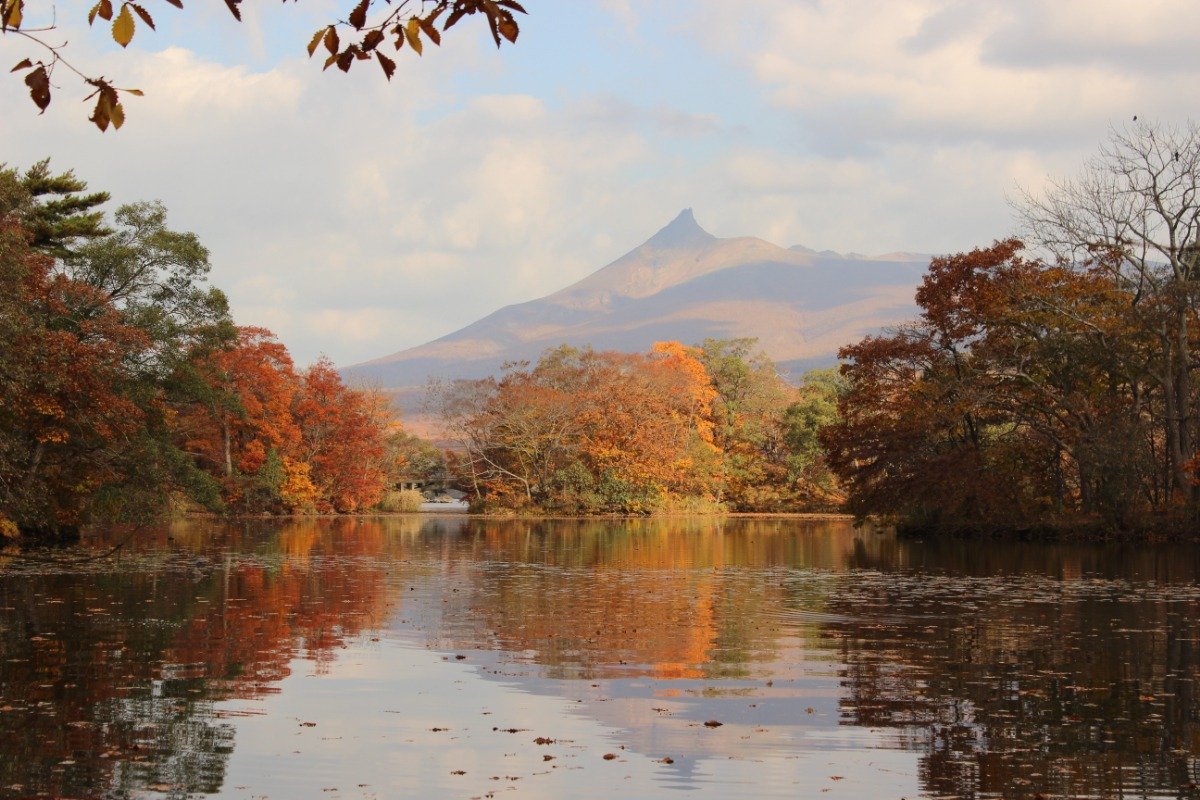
[4,1,1200,366]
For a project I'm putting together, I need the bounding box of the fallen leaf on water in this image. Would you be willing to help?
[602,753,617,760]
[703,720,723,728]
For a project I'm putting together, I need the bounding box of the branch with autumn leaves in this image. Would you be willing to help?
[1,0,525,131]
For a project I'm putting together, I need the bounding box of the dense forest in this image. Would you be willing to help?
[0,161,410,539]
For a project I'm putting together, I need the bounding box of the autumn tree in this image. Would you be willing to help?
[179,326,310,512]
[435,343,721,513]
[825,240,1149,532]
[1019,121,1200,507]
[180,336,400,514]
[0,215,143,533]
[434,338,848,515]
[3,0,527,130]
[294,358,393,512]
[0,164,228,535]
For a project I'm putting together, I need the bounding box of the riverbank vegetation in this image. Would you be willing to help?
[0,161,405,539]
[432,339,842,514]
[826,123,1200,537]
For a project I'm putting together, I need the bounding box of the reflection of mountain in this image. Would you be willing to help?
[342,210,928,416]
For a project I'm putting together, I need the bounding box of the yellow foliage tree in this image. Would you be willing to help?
[279,457,320,514]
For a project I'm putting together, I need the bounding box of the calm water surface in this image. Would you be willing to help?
[1,516,1199,799]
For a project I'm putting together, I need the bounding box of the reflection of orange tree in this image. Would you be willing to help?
[829,541,1200,800]
[437,517,849,679]
[0,519,393,797]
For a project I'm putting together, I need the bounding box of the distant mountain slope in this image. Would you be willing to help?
[343,209,929,394]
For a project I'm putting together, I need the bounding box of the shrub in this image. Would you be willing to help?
[375,489,425,513]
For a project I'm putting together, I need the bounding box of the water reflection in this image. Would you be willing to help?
[0,516,1198,798]
[0,519,393,798]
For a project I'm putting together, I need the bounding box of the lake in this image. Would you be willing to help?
[1,515,1199,799]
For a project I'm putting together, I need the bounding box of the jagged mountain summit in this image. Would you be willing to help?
[343,209,929,394]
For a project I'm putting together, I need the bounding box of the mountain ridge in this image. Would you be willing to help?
[344,210,930,398]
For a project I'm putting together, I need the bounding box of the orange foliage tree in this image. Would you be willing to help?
[436,343,721,513]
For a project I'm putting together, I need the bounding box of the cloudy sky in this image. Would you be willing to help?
[3,0,1198,366]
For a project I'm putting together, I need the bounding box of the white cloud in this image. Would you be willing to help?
[724,151,873,194]
[134,47,304,118]
[4,0,1199,368]
[598,0,639,33]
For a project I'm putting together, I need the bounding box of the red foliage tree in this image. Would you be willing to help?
[178,326,302,510]
[0,217,154,532]
[294,357,392,512]
[179,337,394,514]
[824,239,1150,530]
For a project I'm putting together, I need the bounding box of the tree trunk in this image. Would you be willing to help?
[222,414,233,478]
[1163,312,1196,503]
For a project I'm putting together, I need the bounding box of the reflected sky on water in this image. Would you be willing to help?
[2,515,1200,798]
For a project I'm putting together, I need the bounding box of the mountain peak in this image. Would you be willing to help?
[643,208,716,250]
